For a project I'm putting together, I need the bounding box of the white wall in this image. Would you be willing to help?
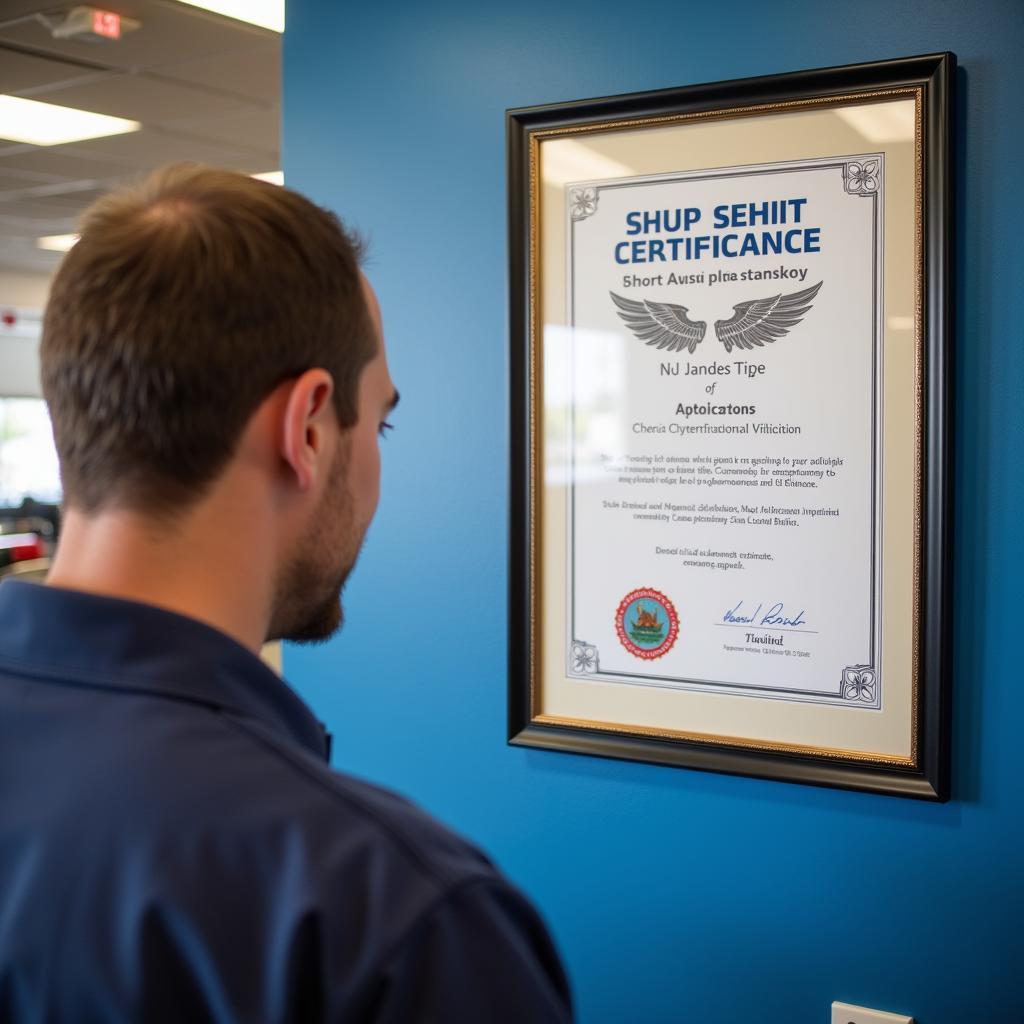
[0,270,51,309]
[0,335,41,398]
[0,271,50,400]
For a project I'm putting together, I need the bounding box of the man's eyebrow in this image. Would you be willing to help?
[386,389,400,413]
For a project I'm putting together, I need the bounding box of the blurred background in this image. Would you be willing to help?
[0,0,282,586]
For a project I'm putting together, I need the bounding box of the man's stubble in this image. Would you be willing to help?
[267,438,367,644]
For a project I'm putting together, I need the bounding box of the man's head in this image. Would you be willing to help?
[41,164,397,643]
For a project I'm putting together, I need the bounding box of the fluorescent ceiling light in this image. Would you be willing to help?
[0,95,139,146]
[251,170,284,185]
[37,234,80,252]
[175,0,284,32]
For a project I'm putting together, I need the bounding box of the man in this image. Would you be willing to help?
[0,165,572,1022]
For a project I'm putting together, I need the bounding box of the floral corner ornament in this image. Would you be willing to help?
[571,641,599,674]
[842,664,877,702]
[842,159,880,196]
[570,187,599,221]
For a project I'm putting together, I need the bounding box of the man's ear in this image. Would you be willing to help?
[279,369,336,491]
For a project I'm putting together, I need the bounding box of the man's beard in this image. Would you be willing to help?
[266,443,366,644]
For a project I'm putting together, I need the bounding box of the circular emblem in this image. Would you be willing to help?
[615,587,679,660]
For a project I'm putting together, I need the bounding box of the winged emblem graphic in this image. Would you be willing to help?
[611,281,823,356]
[714,281,823,353]
[609,291,706,354]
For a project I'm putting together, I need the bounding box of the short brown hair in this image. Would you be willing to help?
[41,163,375,514]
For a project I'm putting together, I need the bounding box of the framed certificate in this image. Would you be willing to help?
[508,53,954,799]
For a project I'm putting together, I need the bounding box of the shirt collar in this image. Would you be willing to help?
[0,579,331,761]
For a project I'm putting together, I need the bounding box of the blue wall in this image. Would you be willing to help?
[283,3,1022,1021]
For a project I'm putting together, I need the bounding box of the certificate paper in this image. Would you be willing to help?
[564,156,884,709]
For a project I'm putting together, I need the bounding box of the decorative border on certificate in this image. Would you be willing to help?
[563,156,885,709]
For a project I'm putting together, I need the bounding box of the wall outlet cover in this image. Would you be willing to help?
[832,1001,914,1024]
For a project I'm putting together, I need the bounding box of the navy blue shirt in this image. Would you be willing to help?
[0,581,571,1023]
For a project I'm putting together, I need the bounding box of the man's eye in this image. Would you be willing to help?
[378,421,394,438]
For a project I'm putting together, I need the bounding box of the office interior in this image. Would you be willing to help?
[0,1,1019,1022]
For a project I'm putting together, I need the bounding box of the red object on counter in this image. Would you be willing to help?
[0,534,45,562]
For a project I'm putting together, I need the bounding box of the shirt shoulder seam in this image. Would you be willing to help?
[220,712,490,892]
[0,651,225,713]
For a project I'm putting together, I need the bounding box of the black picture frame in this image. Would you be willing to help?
[508,53,954,800]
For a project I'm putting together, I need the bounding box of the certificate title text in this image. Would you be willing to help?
[614,197,821,264]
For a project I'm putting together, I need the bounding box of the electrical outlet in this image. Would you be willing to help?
[832,1001,914,1024]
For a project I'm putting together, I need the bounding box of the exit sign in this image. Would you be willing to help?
[91,9,121,38]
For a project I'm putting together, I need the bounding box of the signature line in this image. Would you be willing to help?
[715,623,819,635]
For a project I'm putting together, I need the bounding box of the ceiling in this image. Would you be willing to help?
[0,0,280,275]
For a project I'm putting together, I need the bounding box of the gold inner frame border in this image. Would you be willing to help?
[524,85,926,769]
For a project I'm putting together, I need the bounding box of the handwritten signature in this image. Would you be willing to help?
[723,601,807,628]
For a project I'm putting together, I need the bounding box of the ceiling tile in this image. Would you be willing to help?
[0,148,139,181]
[65,128,276,170]
[0,171,69,193]
[162,106,279,151]
[157,43,279,105]
[28,72,265,124]
[0,192,106,221]
[0,49,95,94]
